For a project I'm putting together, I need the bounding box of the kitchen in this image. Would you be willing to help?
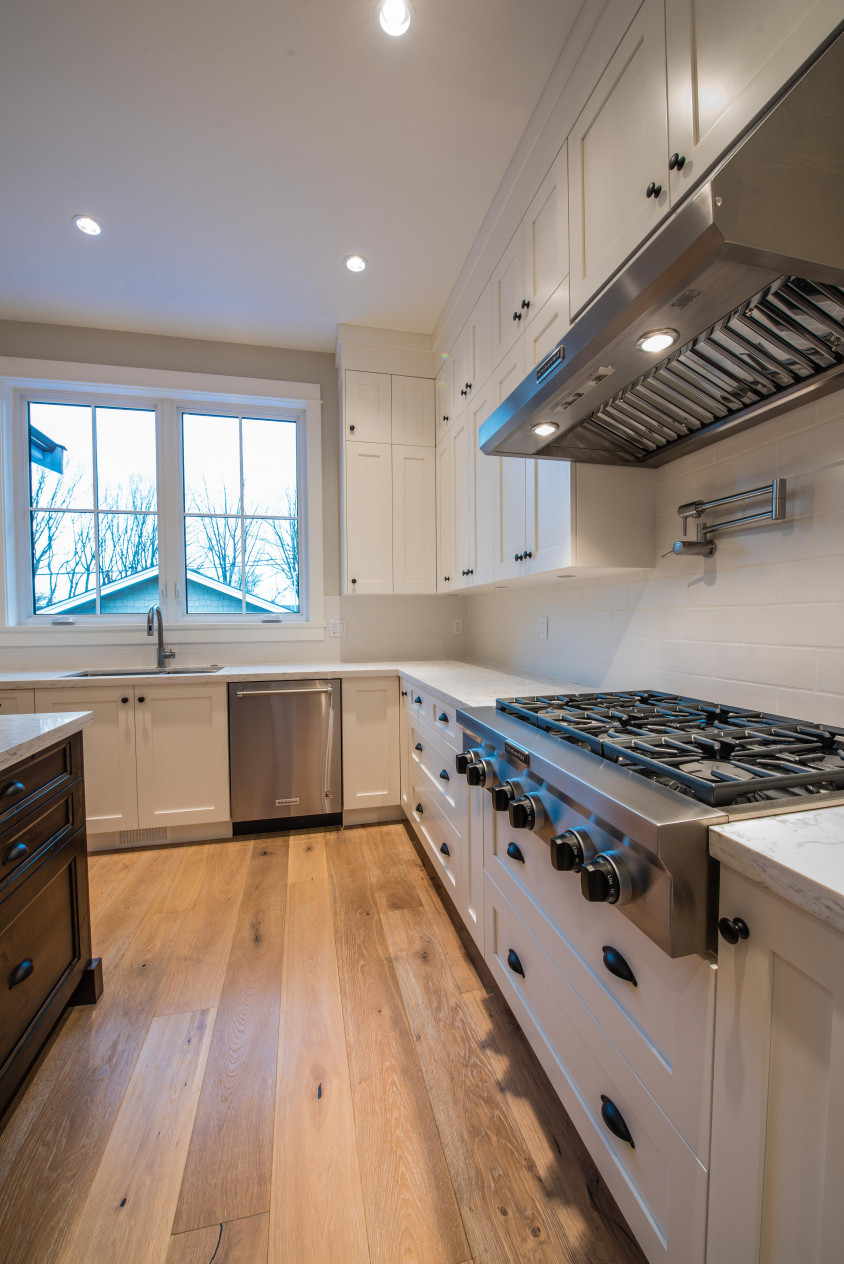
[1,1,843,1262]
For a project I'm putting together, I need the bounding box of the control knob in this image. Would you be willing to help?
[455,750,483,776]
[491,781,519,812]
[550,827,593,873]
[508,794,545,832]
[466,759,497,789]
[580,854,633,906]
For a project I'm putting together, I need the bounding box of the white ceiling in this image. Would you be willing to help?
[0,0,582,352]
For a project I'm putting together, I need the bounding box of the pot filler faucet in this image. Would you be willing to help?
[147,605,175,669]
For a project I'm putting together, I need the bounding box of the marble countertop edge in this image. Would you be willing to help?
[0,711,93,775]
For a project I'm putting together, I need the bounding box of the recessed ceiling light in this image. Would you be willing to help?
[72,214,103,236]
[344,254,368,273]
[531,422,558,438]
[636,328,679,354]
[377,0,414,37]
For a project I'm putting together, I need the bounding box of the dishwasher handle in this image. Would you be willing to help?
[235,686,335,698]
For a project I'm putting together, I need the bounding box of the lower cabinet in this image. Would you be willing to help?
[35,684,230,837]
[707,868,844,1264]
[342,676,401,814]
[0,690,36,715]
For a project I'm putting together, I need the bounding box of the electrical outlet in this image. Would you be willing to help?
[452,618,463,635]
[328,619,347,638]
[539,615,549,640]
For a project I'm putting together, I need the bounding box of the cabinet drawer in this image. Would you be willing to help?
[404,684,429,716]
[427,698,461,750]
[408,716,465,828]
[485,873,708,1264]
[1,783,83,893]
[485,808,714,1156]
[0,738,81,838]
[408,780,461,900]
[0,830,85,1073]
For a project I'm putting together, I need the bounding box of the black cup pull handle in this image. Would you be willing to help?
[506,842,525,864]
[415,803,423,814]
[1,780,25,800]
[4,841,29,866]
[414,743,423,751]
[414,696,422,705]
[440,842,450,857]
[439,769,450,781]
[601,1095,634,1148]
[506,949,525,977]
[601,946,637,986]
[718,917,750,945]
[438,712,449,722]
[10,959,34,989]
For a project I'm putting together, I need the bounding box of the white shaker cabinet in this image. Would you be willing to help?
[466,284,493,400]
[134,683,230,830]
[449,411,474,589]
[35,687,139,834]
[391,375,435,446]
[568,0,669,317]
[666,0,844,203]
[342,676,400,813]
[491,338,528,581]
[0,690,35,714]
[470,378,497,589]
[522,144,569,323]
[491,227,526,367]
[344,441,394,595]
[391,445,436,595]
[707,868,844,1264]
[435,354,455,444]
[435,435,453,594]
[344,370,392,442]
[525,276,571,371]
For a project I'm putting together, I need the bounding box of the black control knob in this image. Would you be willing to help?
[718,917,750,945]
[492,781,518,812]
[466,763,484,786]
[508,796,535,830]
[550,828,592,872]
[455,749,483,776]
[580,854,628,905]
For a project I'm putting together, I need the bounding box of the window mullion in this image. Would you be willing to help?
[91,405,101,615]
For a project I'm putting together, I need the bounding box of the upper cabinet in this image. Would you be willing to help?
[568,0,669,317]
[665,0,844,202]
[435,354,454,444]
[392,445,437,594]
[344,370,392,442]
[392,376,436,446]
[491,228,526,366]
[523,145,569,324]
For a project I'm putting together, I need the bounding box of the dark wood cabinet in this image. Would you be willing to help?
[0,732,100,1117]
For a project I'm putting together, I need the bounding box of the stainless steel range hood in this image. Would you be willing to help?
[481,30,844,467]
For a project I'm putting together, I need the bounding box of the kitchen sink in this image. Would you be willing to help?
[62,666,225,677]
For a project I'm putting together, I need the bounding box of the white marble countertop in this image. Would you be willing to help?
[711,807,844,935]
[0,711,93,775]
[0,659,582,710]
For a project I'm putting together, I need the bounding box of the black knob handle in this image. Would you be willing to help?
[514,552,523,562]
[466,762,484,786]
[10,959,34,989]
[506,841,525,864]
[438,712,449,723]
[508,796,535,831]
[524,550,533,559]
[646,181,662,199]
[442,414,449,422]
[121,696,129,704]
[521,299,530,310]
[439,769,450,782]
[4,841,29,866]
[550,830,588,872]
[415,803,423,814]
[460,387,467,396]
[600,1096,634,1148]
[351,578,357,585]
[414,696,422,705]
[468,568,473,575]
[601,946,637,987]
[581,860,612,903]
[506,949,525,977]
[349,424,355,432]
[668,152,686,171]
[718,917,750,945]
[415,743,423,752]
[455,752,471,774]
[440,842,450,857]
[465,382,471,391]
[137,696,145,703]
[401,690,408,697]
[1,780,25,800]
[492,782,517,812]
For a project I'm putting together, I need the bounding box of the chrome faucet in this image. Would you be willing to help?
[146,605,175,669]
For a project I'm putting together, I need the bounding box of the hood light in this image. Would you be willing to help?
[531,422,558,438]
[637,328,679,354]
[344,254,368,272]
[378,0,414,37]
[73,214,103,236]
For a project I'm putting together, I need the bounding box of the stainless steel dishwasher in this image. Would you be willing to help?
[228,679,342,832]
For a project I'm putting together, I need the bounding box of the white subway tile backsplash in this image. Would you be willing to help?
[777,557,844,604]
[687,564,777,607]
[712,643,815,691]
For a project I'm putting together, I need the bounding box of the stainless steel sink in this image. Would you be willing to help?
[62,666,225,678]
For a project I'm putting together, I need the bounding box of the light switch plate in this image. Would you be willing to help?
[539,615,549,640]
[328,619,347,638]
[452,619,463,635]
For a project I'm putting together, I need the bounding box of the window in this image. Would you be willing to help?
[182,412,300,615]
[6,373,321,628]
[28,401,158,615]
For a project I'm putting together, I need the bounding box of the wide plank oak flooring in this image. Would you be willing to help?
[0,824,646,1264]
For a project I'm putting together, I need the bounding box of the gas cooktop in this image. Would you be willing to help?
[496,690,844,809]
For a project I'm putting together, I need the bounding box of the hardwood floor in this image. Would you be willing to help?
[0,824,646,1264]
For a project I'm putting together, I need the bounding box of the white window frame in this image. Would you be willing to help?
[0,358,324,643]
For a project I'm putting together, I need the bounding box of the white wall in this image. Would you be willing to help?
[469,395,844,726]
